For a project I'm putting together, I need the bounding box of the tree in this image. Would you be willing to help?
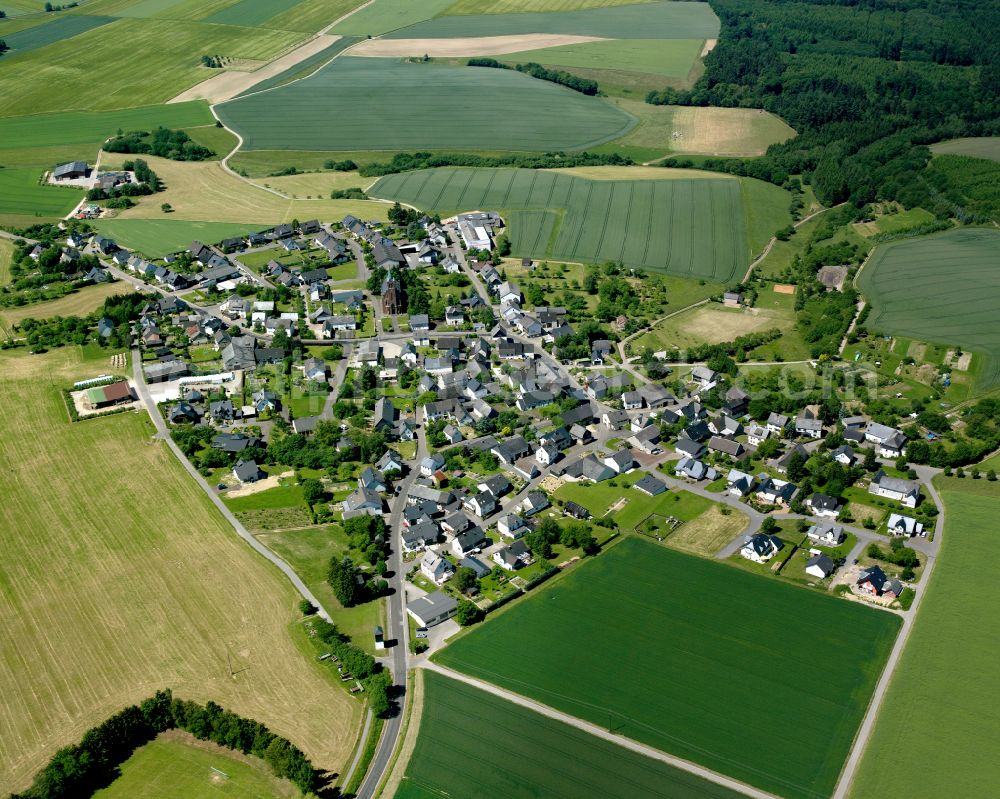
[301,478,325,506]
[787,450,808,482]
[863,447,878,472]
[760,517,780,534]
[160,202,172,213]
[455,566,478,593]
[495,234,511,256]
[454,600,483,626]
[298,599,317,616]
[327,557,360,607]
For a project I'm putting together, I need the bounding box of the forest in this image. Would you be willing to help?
[650,0,1000,213]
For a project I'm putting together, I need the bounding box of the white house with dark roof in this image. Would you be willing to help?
[869,470,920,508]
[865,423,908,458]
[741,533,783,563]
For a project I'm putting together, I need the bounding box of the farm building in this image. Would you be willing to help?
[456,211,501,251]
[53,161,88,181]
[407,590,458,628]
[84,380,133,409]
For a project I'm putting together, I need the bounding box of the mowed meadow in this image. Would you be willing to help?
[859,228,1000,388]
[371,166,790,281]
[0,347,359,793]
[394,671,748,799]
[435,537,901,799]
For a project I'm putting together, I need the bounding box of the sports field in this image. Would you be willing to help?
[0,18,302,116]
[371,166,780,281]
[0,347,360,794]
[394,670,747,799]
[929,136,1000,162]
[92,733,297,798]
[93,220,267,258]
[435,536,900,799]
[858,228,1000,389]
[2,14,116,53]
[852,482,1000,798]
[501,37,704,78]
[0,167,83,223]
[386,1,719,39]
[216,57,634,153]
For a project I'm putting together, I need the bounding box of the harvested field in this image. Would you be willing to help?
[170,34,345,104]
[929,137,1000,162]
[386,1,719,40]
[216,57,634,153]
[858,228,1000,389]
[665,505,747,556]
[394,669,748,799]
[350,33,604,57]
[0,347,359,794]
[370,167,779,281]
[436,537,900,799]
[0,282,131,338]
[445,0,659,13]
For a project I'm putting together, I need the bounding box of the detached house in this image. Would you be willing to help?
[869,470,920,508]
[806,493,841,518]
[865,423,908,458]
[420,551,454,585]
[856,565,903,598]
[740,533,783,563]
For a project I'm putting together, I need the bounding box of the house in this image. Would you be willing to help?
[604,449,634,474]
[832,445,857,466]
[445,305,465,325]
[168,402,201,424]
[402,520,436,553]
[635,474,667,496]
[795,409,824,439]
[723,291,743,307]
[726,469,755,496]
[690,366,718,388]
[406,591,458,627]
[358,467,386,494]
[869,470,920,508]
[376,449,403,474]
[303,357,327,382]
[708,436,745,459]
[535,443,560,466]
[806,493,841,518]
[451,526,488,557]
[674,457,717,482]
[342,487,382,516]
[856,565,902,598]
[558,454,614,483]
[807,523,845,546]
[497,514,527,539]
[682,419,711,442]
[410,313,430,332]
[755,475,796,505]
[460,556,492,579]
[213,433,260,454]
[252,389,279,415]
[805,553,836,579]
[420,551,455,585]
[464,492,496,518]
[675,437,706,459]
[209,399,237,422]
[772,443,808,474]
[519,491,550,517]
[602,409,629,431]
[622,390,643,410]
[766,412,790,435]
[710,416,743,438]
[746,424,770,446]
[491,436,530,466]
[887,513,923,537]
[493,540,532,571]
[865,422,908,458]
[740,533,783,563]
[497,281,521,306]
[723,385,749,417]
[564,500,590,520]
[293,415,321,435]
[232,460,264,484]
[420,452,445,477]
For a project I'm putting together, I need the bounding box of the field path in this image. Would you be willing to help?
[129,348,335,623]
[350,33,606,58]
[419,661,782,799]
[741,203,838,283]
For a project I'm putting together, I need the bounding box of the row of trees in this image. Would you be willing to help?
[11,690,319,798]
[467,57,599,94]
[311,619,392,717]
[357,149,632,177]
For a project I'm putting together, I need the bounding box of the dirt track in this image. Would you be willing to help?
[350,33,606,58]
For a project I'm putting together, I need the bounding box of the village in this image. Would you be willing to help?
[47,198,942,650]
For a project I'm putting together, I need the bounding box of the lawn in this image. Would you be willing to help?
[499,37,705,79]
[217,58,635,153]
[92,733,298,798]
[612,486,711,531]
[634,303,794,352]
[331,0,456,36]
[97,155,386,224]
[858,228,1000,389]
[0,347,359,795]
[385,1,719,39]
[435,536,901,799]
[0,18,303,116]
[371,167,787,282]
[662,504,747,556]
[93,219,268,258]
[0,167,82,223]
[851,482,1000,797]
[929,136,1000,162]
[393,670,748,799]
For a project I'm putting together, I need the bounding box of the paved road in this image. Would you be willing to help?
[129,347,335,622]
[353,424,427,799]
[420,661,784,799]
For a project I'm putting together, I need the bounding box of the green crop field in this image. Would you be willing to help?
[0,167,83,222]
[385,0,719,39]
[394,670,747,799]
[93,219,267,258]
[93,734,297,798]
[263,0,365,33]
[435,536,900,799]
[852,482,1000,798]
[0,18,302,117]
[858,228,1000,389]
[332,0,456,36]
[217,58,633,153]
[929,136,1000,162]
[2,14,116,53]
[0,347,360,794]
[501,37,705,78]
[234,36,358,97]
[204,0,301,27]
[370,167,785,281]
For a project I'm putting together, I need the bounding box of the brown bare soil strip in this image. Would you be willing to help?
[350,33,606,58]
